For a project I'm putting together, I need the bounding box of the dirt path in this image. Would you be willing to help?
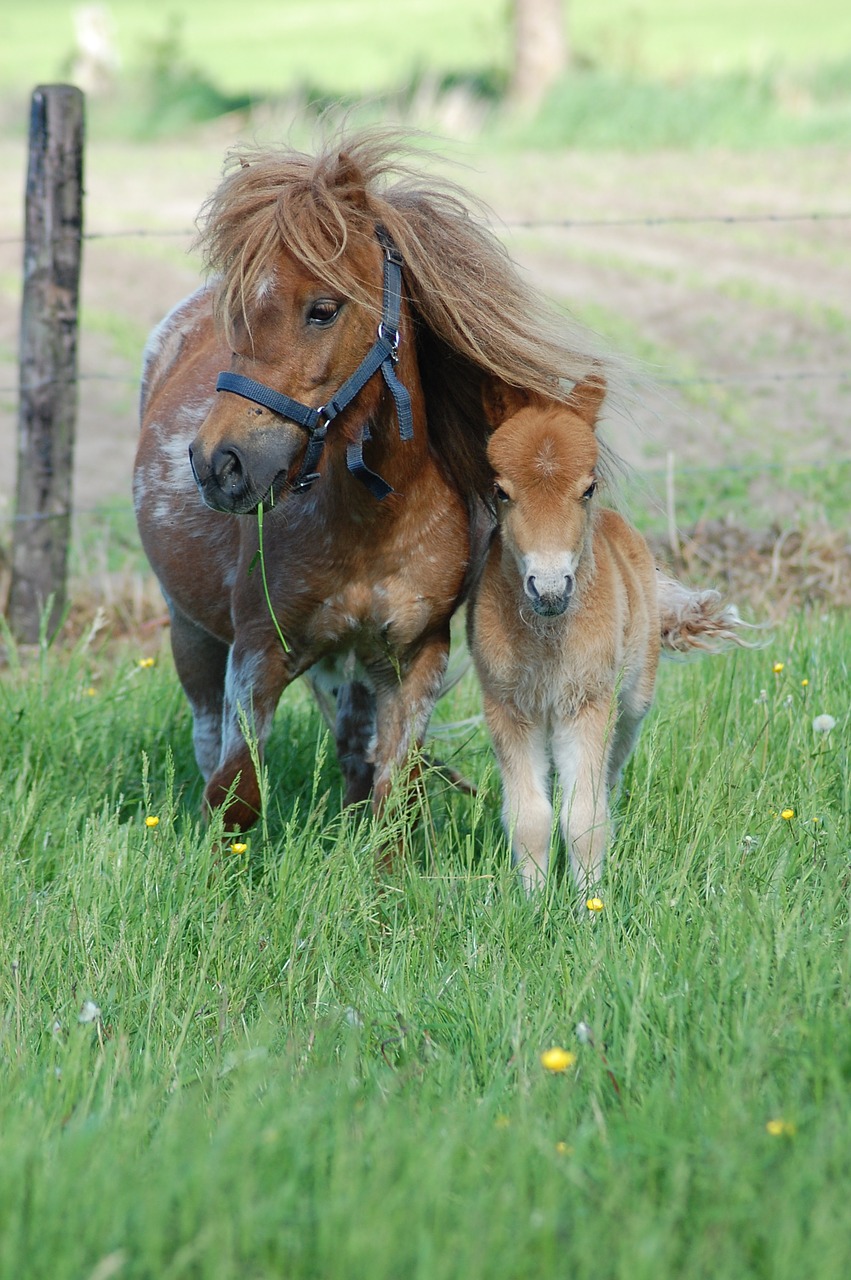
[1,136,849,524]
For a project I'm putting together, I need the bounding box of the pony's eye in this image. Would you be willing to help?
[582,480,597,501]
[494,484,511,503]
[307,300,341,327]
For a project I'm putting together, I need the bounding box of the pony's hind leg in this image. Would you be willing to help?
[167,602,229,782]
[334,681,377,806]
[552,701,613,896]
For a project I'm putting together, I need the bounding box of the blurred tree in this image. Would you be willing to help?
[509,0,569,112]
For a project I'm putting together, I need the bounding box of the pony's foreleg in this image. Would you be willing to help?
[483,696,553,894]
[369,630,450,811]
[203,639,290,831]
[168,603,229,782]
[552,702,613,896]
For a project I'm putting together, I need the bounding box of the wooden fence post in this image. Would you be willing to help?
[7,85,85,643]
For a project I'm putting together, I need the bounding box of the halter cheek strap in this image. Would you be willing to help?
[215,226,413,500]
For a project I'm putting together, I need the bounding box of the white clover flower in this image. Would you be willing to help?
[812,714,837,734]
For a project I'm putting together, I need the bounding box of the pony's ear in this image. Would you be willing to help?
[335,150,368,211]
[567,372,607,428]
[481,378,531,427]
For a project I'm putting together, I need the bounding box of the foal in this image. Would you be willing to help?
[469,375,741,894]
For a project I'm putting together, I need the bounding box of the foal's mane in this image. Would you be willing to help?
[196,127,614,499]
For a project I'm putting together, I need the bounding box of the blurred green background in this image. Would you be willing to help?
[2,0,851,145]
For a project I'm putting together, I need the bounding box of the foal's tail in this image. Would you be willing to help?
[655,571,762,654]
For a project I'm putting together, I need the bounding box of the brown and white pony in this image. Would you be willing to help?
[469,377,748,894]
[134,129,606,834]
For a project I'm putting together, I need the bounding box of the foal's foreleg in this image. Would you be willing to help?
[552,701,613,895]
[484,696,553,894]
[203,639,290,831]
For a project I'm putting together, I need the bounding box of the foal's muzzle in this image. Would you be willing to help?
[525,571,575,617]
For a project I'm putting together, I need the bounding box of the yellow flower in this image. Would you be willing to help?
[138,657,155,669]
[586,897,604,912]
[555,1141,572,1155]
[229,842,248,855]
[781,808,794,821]
[772,662,784,674]
[144,815,159,829]
[766,1118,796,1137]
[801,678,809,687]
[495,1114,511,1129]
[540,1047,577,1073]
[85,687,97,697]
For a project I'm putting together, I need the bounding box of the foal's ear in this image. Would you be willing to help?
[567,372,607,428]
[481,378,531,427]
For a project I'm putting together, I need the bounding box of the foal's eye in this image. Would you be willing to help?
[494,484,511,503]
[582,480,598,501]
[307,300,341,327]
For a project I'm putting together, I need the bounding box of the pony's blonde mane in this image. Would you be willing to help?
[196,127,618,498]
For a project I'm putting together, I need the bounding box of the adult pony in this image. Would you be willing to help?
[134,129,604,833]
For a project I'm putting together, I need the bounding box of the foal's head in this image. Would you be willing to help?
[485,376,606,617]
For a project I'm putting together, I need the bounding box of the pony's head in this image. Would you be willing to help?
[187,144,414,513]
[484,375,607,616]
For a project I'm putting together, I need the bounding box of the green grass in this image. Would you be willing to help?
[1,602,849,1278]
[5,0,851,98]
[3,2,851,147]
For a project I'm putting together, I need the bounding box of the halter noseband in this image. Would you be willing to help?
[215,226,413,501]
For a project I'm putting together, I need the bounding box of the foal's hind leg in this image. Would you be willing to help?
[167,603,229,781]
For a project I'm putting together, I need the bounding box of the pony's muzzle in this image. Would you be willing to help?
[189,441,251,511]
[525,571,574,617]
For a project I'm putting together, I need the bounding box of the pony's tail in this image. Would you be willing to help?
[656,571,762,654]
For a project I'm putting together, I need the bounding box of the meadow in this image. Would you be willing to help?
[1,2,850,1276]
[0,607,849,1278]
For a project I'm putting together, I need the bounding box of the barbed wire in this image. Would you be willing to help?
[2,365,850,400]
[1,452,849,529]
[2,207,851,250]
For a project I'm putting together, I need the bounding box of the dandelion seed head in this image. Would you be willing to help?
[78,1000,101,1025]
[812,714,836,734]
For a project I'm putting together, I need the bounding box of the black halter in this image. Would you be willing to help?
[215,226,413,501]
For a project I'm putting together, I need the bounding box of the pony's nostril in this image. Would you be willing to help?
[212,446,245,495]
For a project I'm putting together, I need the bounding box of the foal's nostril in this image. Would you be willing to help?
[525,574,540,601]
[564,574,575,598]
